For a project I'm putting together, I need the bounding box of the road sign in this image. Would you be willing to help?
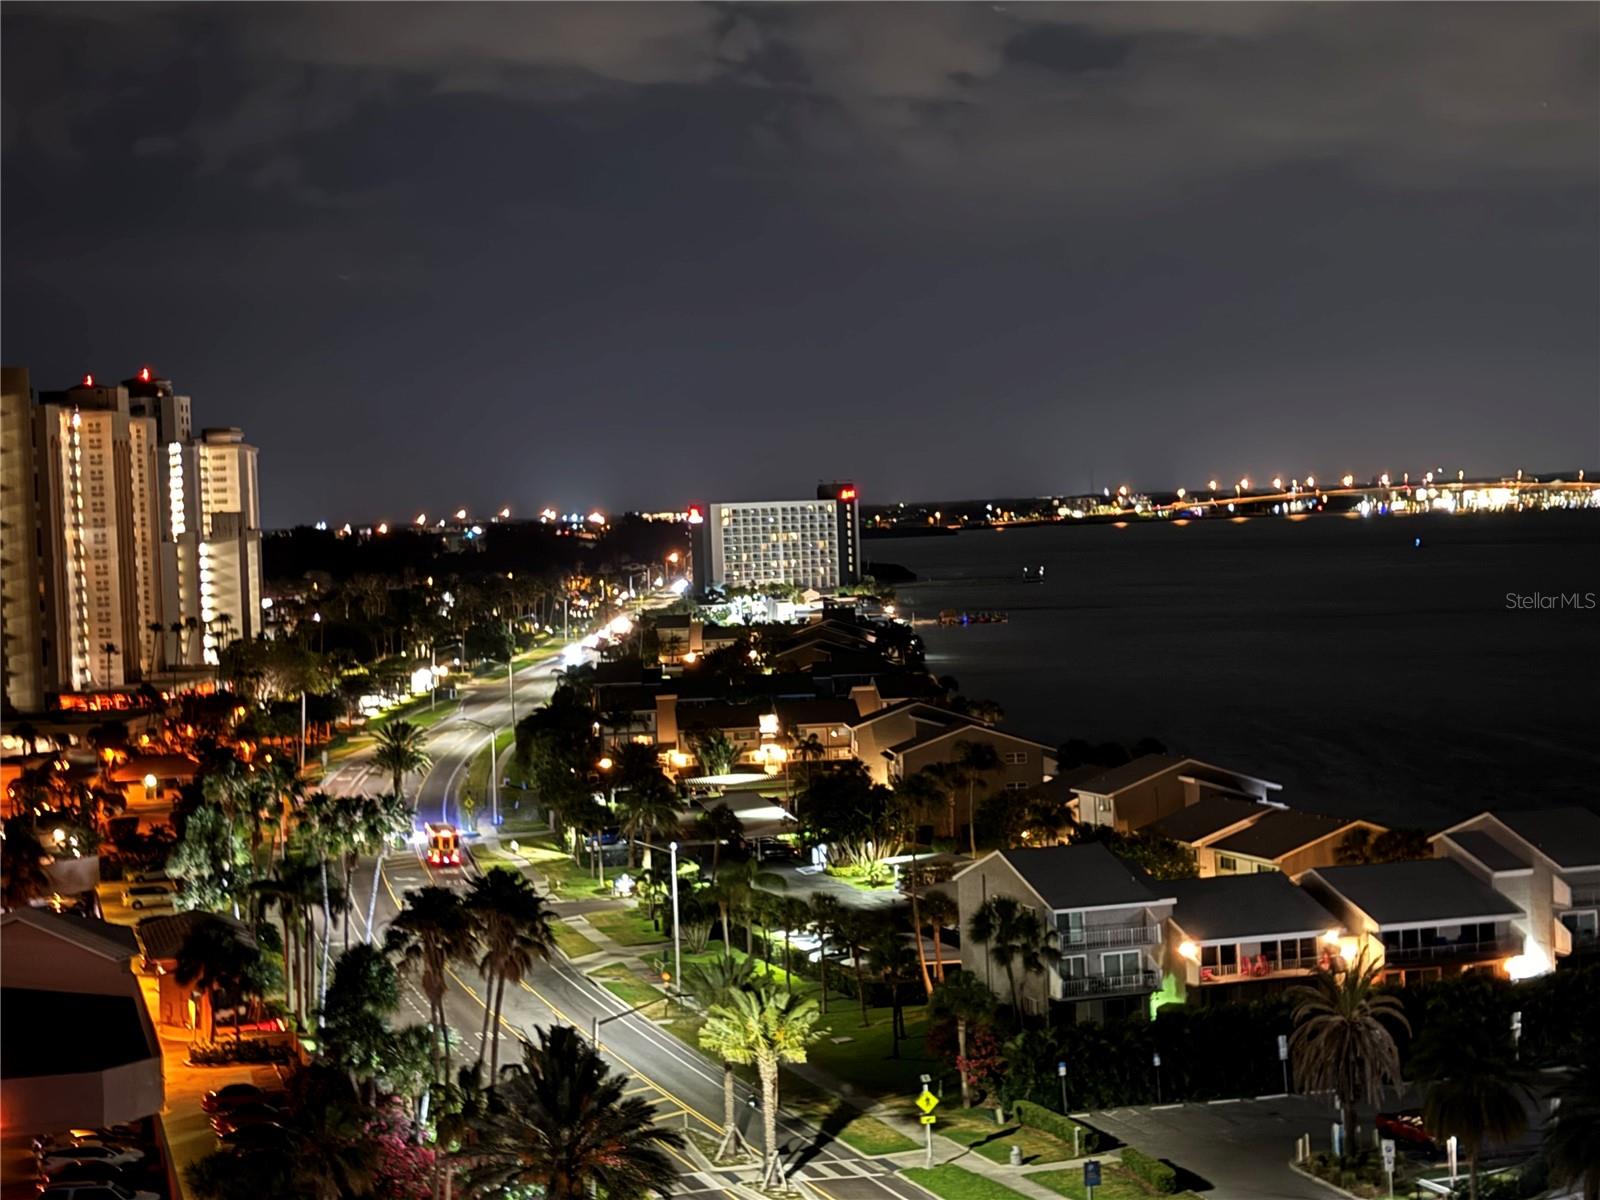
[1381,1140,1395,1171]
[1057,1061,1067,1076]
[916,1089,940,1114]
[1152,1052,1161,1067]
[1083,1161,1102,1188]
[920,1114,938,1125]
[1277,1034,1289,1061]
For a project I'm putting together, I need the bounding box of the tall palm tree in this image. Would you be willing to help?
[616,780,681,870]
[867,932,919,1057]
[953,741,1002,857]
[146,620,165,675]
[696,803,743,874]
[1545,1053,1600,1200]
[967,895,1060,1019]
[99,641,118,685]
[1413,1019,1533,1200]
[700,986,822,1189]
[704,857,784,957]
[299,791,346,1008]
[919,890,959,986]
[809,893,843,1015]
[386,885,477,1082]
[775,895,814,984]
[465,868,553,1083]
[839,909,886,1027]
[456,1024,683,1200]
[361,792,414,945]
[1288,955,1409,1152]
[932,972,997,1109]
[372,719,431,802]
[252,858,322,1025]
[683,954,757,1161]
[170,620,188,667]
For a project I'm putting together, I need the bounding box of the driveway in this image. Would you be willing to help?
[763,863,906,911]
[1076,1095,1341,1200]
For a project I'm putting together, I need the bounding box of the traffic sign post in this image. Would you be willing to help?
[1152,1052,1162,1104]
[1277,1033,1290,1094]
[918,1074,939,1168]
[1380,1138,1395,1197]
[1084,1159,1102,1200]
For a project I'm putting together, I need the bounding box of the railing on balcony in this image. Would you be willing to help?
[1567,888,1600,910]
[1058,969,1162,998]
[1057,924,1161,949]
[1198,952,1324,982]
[1382,936,1518,965]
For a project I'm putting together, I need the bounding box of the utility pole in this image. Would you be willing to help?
[669,841,682,990]
[506,617,517,729]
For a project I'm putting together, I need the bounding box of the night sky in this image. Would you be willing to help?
[3,3,1596,528]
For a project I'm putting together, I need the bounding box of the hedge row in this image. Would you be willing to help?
[1119,1147,1177,1194]
[1010,1100,1100,1154]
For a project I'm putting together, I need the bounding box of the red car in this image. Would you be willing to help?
[1376,1110,1437,1151]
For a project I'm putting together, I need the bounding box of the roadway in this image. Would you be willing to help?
[324,648,926,1200]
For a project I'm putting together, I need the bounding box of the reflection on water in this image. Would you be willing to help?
[881,512,1600,828]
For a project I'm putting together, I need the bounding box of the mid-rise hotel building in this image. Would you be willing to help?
[689,482,862,595]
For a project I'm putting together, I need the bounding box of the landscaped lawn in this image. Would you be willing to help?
[509,836,613,900]
[591,962,676,1019]
[777,1072,920,1156]
[587,907,670,947]
[901,1165,1033,1200]
[938,1108,1077,1167]
[550,920,603,959]
[1029,1164,1201,1200]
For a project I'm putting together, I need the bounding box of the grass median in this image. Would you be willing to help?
[1029,1164,1200,1200]
[938,1108,1077,1167]
[901,1165,1035,1200]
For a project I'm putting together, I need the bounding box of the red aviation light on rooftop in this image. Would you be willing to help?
[687,505,704,524]
[81,373,95,387]
[138,366,152,382]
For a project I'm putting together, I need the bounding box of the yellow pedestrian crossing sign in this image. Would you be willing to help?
[916,1089,939,1115]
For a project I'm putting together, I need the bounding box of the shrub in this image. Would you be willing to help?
[1119,1147,1177,1194]
[1011,1100,1100,1154]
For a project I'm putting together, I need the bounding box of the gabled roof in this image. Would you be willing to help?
[0,908,139,960]
[1489,808,1600,871]
[848,699,965,730]
[1303,860,1522,926]
[1146,796,1270,846]
[955,843,1170,912]
[135,910,255,962]
[1071,754,1281,798]
[1210,810,1367,861]
[886,723,1055,758]
[1166,874,1342,943]
[1438,830,1530,874]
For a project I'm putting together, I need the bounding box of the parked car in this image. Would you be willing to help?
[34,1163,131,1192]
[804,937,852,964]
[38,1185,159,1200]
[38,1146,144,1174]
[127,869,170,884]
[1376,1110,1437,1151]
[201,1082,286,1114]
[211,1102,286,1136]
[120,884,174,910]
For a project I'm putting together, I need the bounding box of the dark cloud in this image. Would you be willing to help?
[3,2,1596,525]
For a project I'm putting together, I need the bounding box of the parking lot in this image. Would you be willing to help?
[1076,1094,1342,1200]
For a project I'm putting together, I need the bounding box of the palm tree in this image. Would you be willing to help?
[170,620,188,667]
[966,895,1060,1020]
[932,972,997,1108]
[360,792,413,945]
[700,986,822,1189]
[683,954,757,1161]
[175,917,259,1045]
[1545,1053,1600,1200]
[465,868,553,1083]
[616,779,680,870]
[1288,954,1409,1153]
[697,803,743,874]
[456,1024,683,1200]
[146,620,165,675]
[867,932,919,1057]
[775,895,813,984]
[953,741,1002,857]
[809,893,843,1015]
[372,719,431,802]
[1413,1019,1533,1200]
[919,890,959,986]
[704,857,784,957]
[99,641,118,685]
[689,728,737,777]
[299,791,346,1009]
[252,858,322,1025]
[839,909,885,1027]
[1,818,52,910]
[386,885,477,1082]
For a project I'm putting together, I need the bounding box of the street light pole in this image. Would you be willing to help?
[669,840,682,990]
[506,618,517,728]
[461,718,499,830]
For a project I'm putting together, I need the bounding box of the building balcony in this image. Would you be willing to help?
[1382,935,1519,965]
[1059,969,1161,999]
[1566,887,1600,910]
[1197,952,1325,983]
[1058,924,1162,949]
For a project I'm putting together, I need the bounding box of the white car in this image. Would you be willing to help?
[39,1145,145,1174]
[120,884,174,910]
[39,1186,159,1200]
